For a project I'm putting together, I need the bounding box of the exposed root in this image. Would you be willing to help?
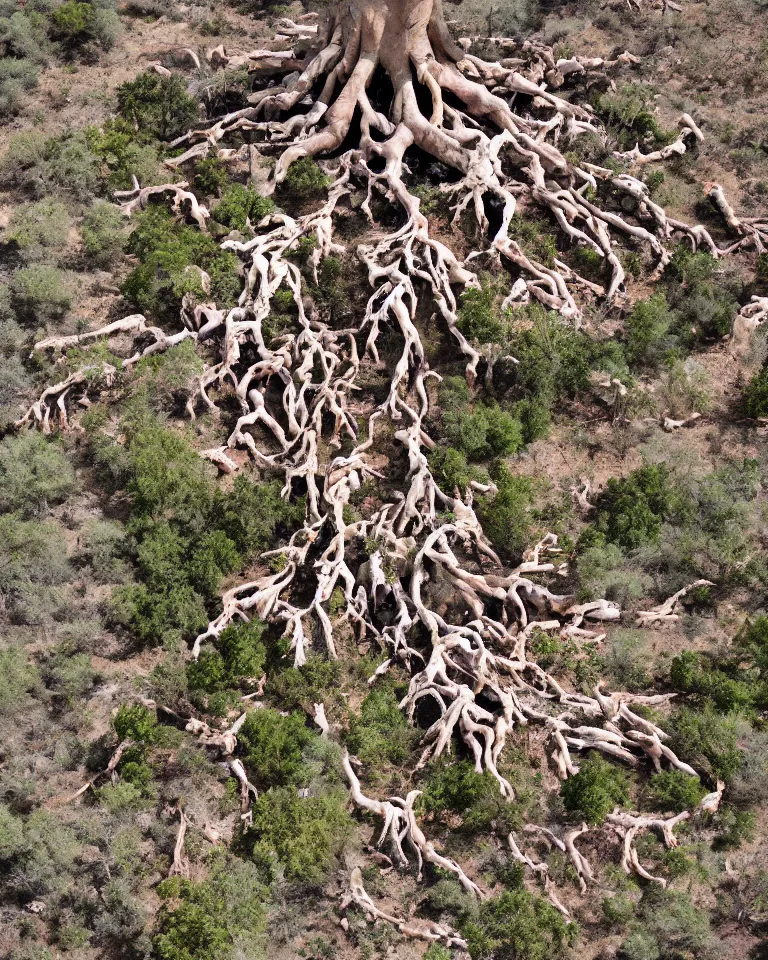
[636,579,714,625]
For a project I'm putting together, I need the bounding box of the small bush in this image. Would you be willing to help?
[461,888,576,960]
[666,706,742,783]
[155,853,268,960]
[0,432,77,515]
[624,293,673,368]
[347,688,416,767]
[113,703,157,743]
[428,446,482,493]
[50,0,120,54]
[0,647,42,717]
[646,770,707,813]
[478,462,533,559]
[0,57,39,117]
[560,753,629,824]
[440,378,524,461]
[116,72,199,141]
[187,619,267,693]
[9,264,72,323]
[457,279,507,343]
[278,156,329,202]
[80,200,127,266]
[213,183,274,232]
[246,785,351,884]
[236,709,314,789]
[742,367,768,418]
[8,198,71,259]
[583,464,674,552]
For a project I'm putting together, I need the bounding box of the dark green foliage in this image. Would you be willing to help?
[0,432,77,515]
[418,760,505,830]
[9,264,73,323]
[440,378,524,461]
[49,0,120,54]
[669,650,756,712]
[461,888,576,960]
[86,121,160,191]
[457,279,507,343]
[246,786,351,884]
[428,446,482,493]
[513,397,551,444]
[507,307,594,406]
[757,252,768,282]
[665,247,739,345]
[560,753,629,824]
[595,83,673,149]
[122,207,241,320]
[236,709,314,789]
[712,805,756,850]
[666,706,742,783]
[646,770,707,813]
[116,72,199,141]
[624,293,673,368]
[347,688,416,767]
[618,887,716,960]
[213,183,274,231]
[154,853,268,960]
[191,156,229,198]
[742,367,768,418]
[478,462,533,559]
[278,156,329,202]
[583,464,674,552]
[269,653,342,712]
[101,421,299,646]
[113,704,157,743]
[187,620,267,693]
[80,200,127,265]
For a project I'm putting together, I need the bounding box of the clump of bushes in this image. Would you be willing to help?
[121,206,241,319]
[8,264,73,323]
[116,72,199,141]
[80,200,128,265]
[213,183,274,232]
[0,432,77,516]
[277,156,329,202]
[245,785,351,884]
[346,687,416,768]
[187,620,267,702]
[560,753,629,824]
[579,464,674,552]
[236,708,315,790]
[439,377,524,461]
[7,198,71,260]
[478,462,533,559]
[624,293,674,368]
[2,129,101,200]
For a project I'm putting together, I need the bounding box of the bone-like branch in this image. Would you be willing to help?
[636,580,714,624]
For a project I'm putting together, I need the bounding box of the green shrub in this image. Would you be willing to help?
[478,462,533,559]
[577,544,652,607]
[269,653,342,712]
[246,785,351,884]
[0,432,77,515]
[236,709,314,789]
[646,770,707,813]
[50,0,120,53]
[154,855,268,960]
[8,198,71,259]
[0,57,39,116]
[713,805,756,850]
[560,753,629,825]
[2,130,101,200]
[191,156,229,198]
[418,760,504,830]
[0,803,26,861]
[122,207,240,319]
[0,514,70,623]
[113,703,157,743]
[583,464,674,552]
[0,647,42,717]
[624,293,673,368]
[507,307,594,405]
[0,9,51,64]
[666,706,742,783]
[213,183,274,231]
[347,688,416,767]
[278,156,329,202]
[9,264,72,323]
[116,72,199,141]
[619,887,716,960]
[742,367,768,418]
[428,446,482,493]
[86,121,160,190]
[442,396,524,461]
[80,200,127,265]
[187,620,267,693]
[669,650,755,712]
[596,83,673,149]
[461,888,576,960]
[457,279,507,343]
